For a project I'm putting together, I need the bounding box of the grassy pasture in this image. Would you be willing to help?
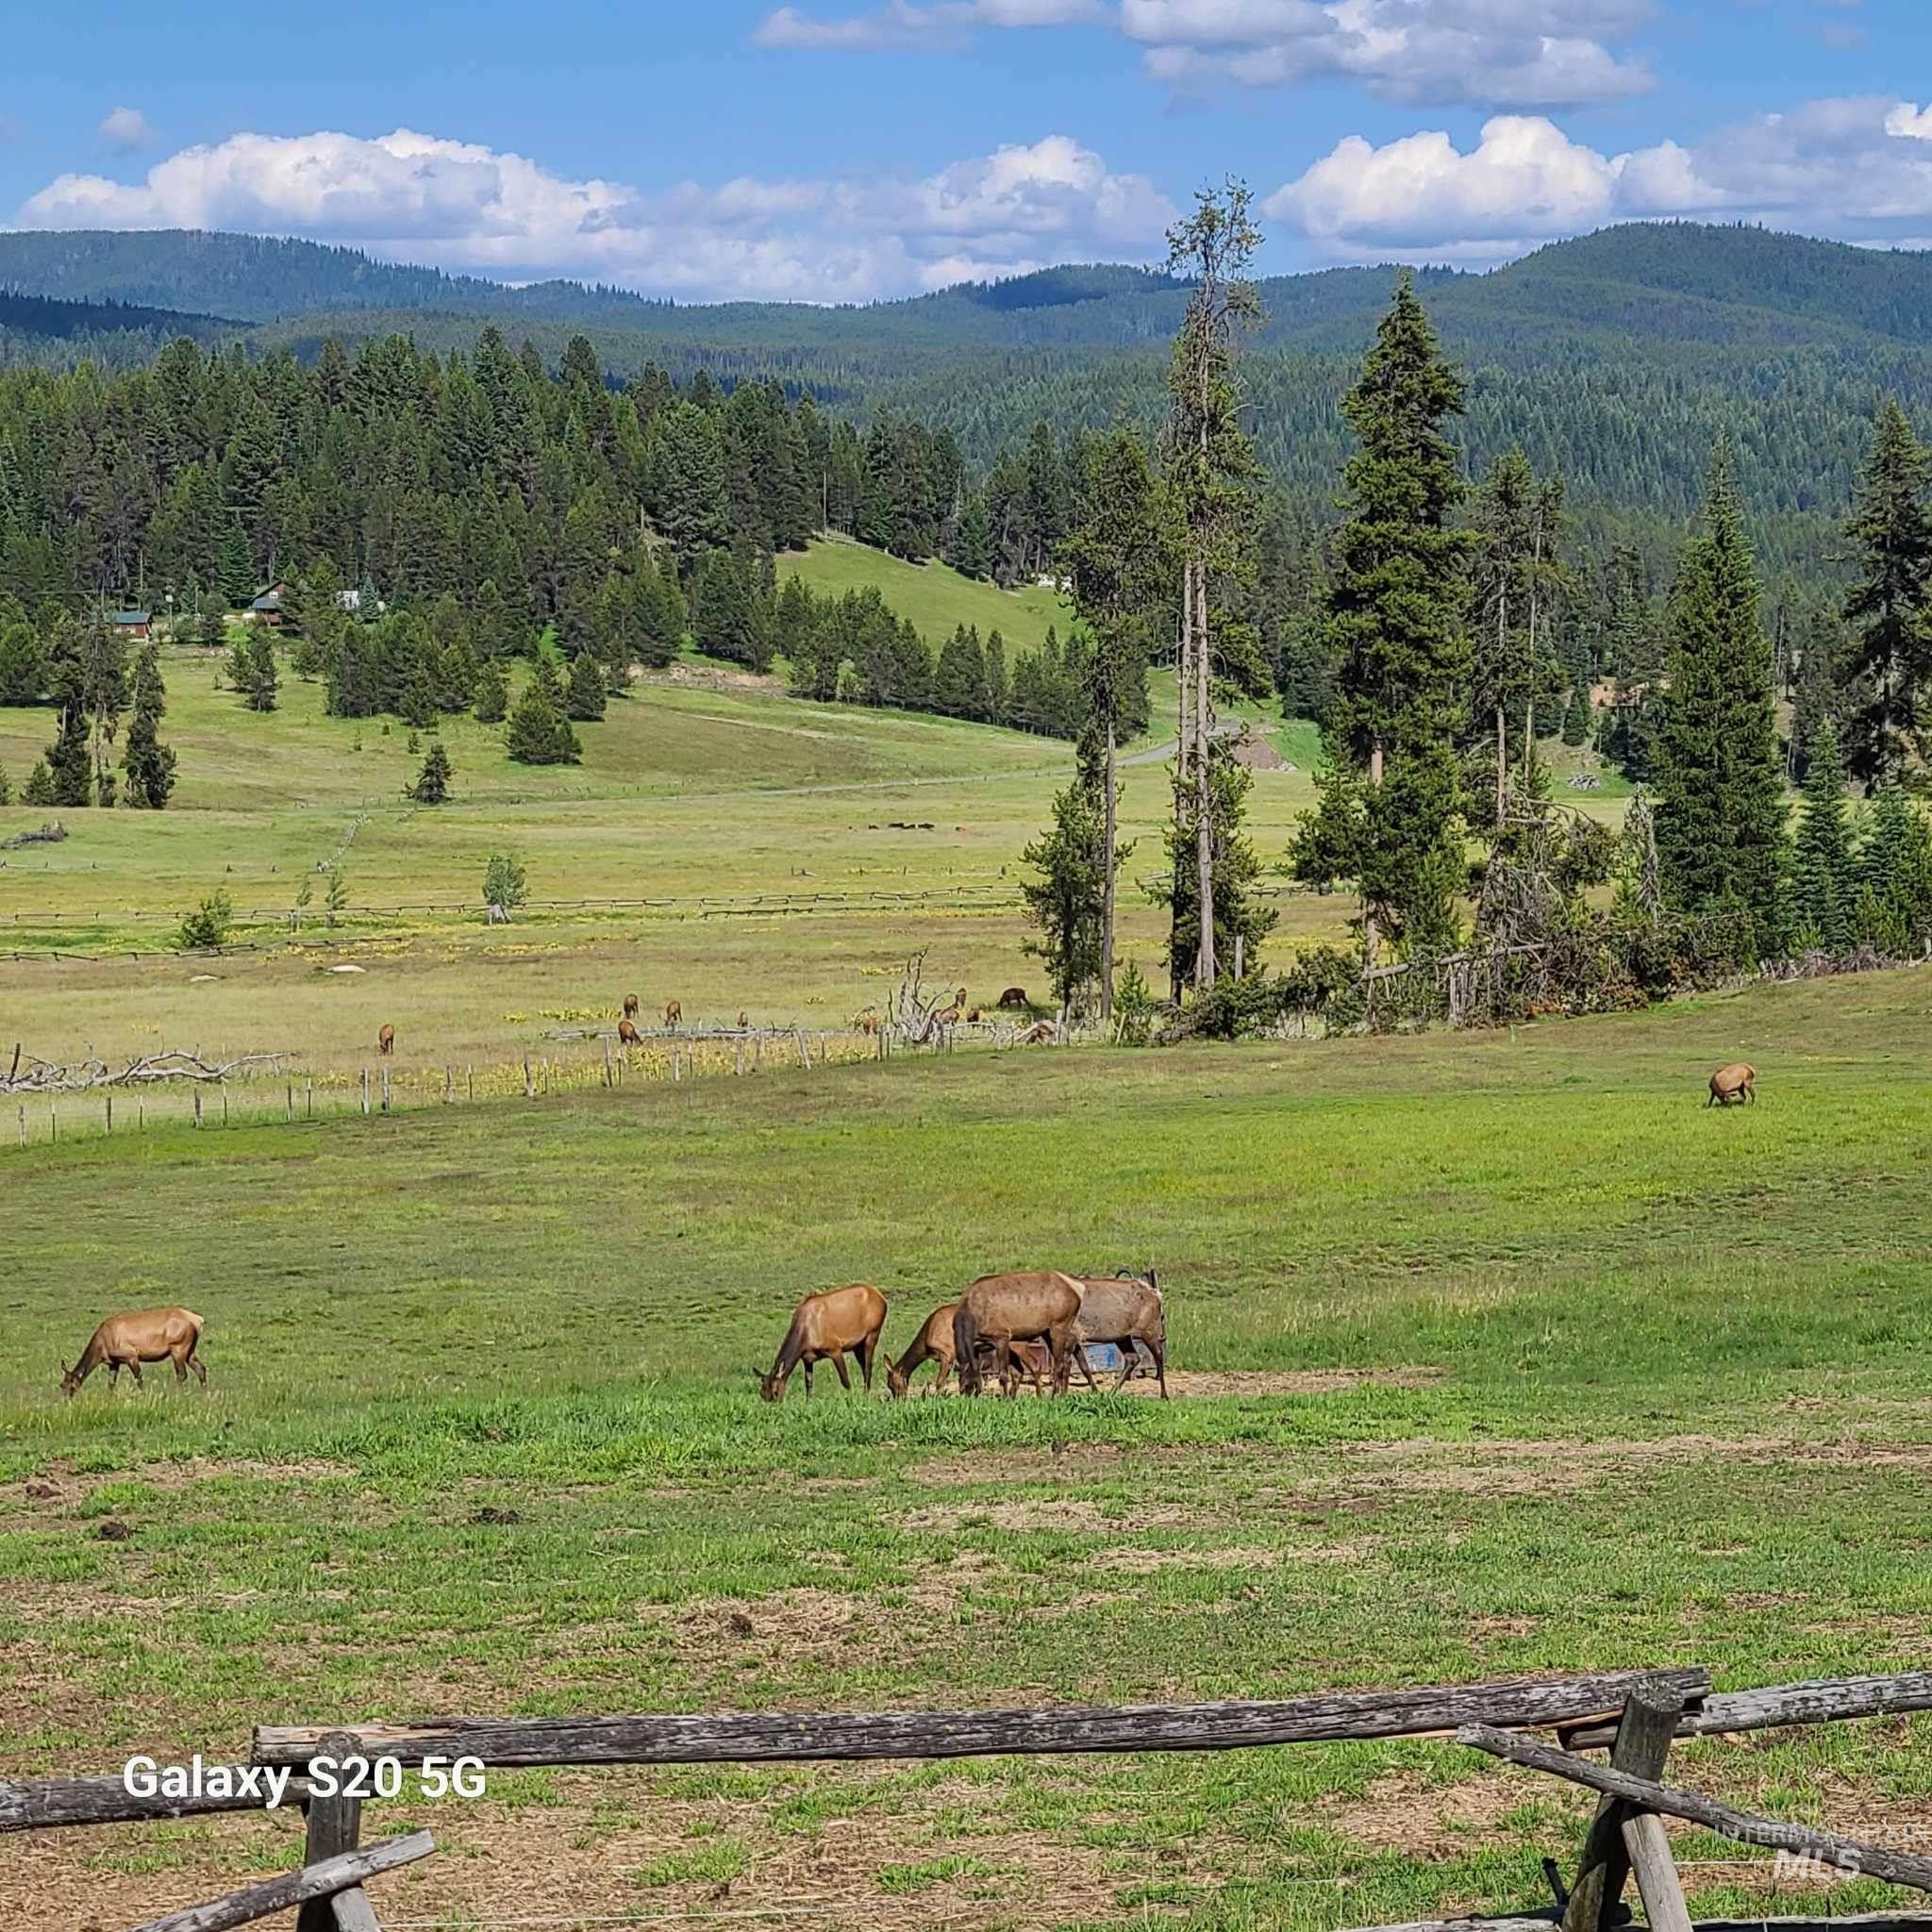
[1,969,1930,1929]
[0,640,1358,1091]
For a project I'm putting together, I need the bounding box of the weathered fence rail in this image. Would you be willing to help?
[252,1668,1712,1772]
[8,1668,1930,1928]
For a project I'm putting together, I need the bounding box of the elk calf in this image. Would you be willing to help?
[759,1284,889,1403]
[622,993,641,1020]
[62,1307,207,1397]
[377,1024,394,1056]
[664,998,682,1029]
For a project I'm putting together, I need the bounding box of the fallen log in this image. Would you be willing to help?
[256,1668,1710,1770]
[1457,1724,1932,1894]
[128,1829,433,1932]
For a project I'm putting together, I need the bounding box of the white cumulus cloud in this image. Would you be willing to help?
[98,106,155,153]
[16,126,1176,304]
[757,0,1098,47]
[1268,96,1932,263]
[760,0,1654,108]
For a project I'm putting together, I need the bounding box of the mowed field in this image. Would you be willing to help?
[2,969,1931,1928]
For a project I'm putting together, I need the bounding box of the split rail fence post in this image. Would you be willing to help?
[445,1064,455,1105]
[603,1038,613,1089]
[105,1094,111,1137]
[379,1065,390,1114]
[192,1091,201,1129]
[1560,1677,1687,1932]
[294,1730,362,1932]
[360,1070,370,1117]
[523,1055,534,1098]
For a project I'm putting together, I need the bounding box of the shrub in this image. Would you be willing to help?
[483,852,528,918]
[177,887,235,951]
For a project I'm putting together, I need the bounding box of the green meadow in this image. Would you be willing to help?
[1,967,1928,1929]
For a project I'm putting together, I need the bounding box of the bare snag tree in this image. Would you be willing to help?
[1163,181,1264,991]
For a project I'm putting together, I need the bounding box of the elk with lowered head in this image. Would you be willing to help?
[62,1307,208,1397]
[952,1270,1082,1398]
[758,1283,888,1403]
[887,1304,1052,1397]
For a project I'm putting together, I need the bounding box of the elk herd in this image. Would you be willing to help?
[758,1269,1168,1405]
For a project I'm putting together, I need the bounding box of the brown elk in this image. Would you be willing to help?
[758,1283,889,1403]
[997,986,1029,1009]
[377,1024,394,1056]
[1708,1062,1756,1107]
[738,1010,749,1030]
[622,993,641,1020]
[617,1019,641,1046]
[664,998,682,1028]
[1066,1273,1169,1399]
[61,1307,207,1397]
[887,1305,1051,1397]
[953,1271,1082,1398]
[855,1008,881,1036]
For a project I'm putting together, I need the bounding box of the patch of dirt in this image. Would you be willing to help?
[1123,1367,1446,1399]
[1104,1543,1281,1574]
[0,1759,1235,1932]
[1325,1768,1572,1857]
[901,1496,1202,1534]
[910,1442,1127,1486]
[1,1457,355,1508]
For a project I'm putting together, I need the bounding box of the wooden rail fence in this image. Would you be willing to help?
[4,1668,1931,1929]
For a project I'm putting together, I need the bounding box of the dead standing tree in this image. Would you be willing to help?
[1163,180,1264,992]
[888,949,958,1049]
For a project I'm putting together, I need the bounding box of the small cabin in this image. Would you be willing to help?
[247,583,288,625]
[108,608,151,641]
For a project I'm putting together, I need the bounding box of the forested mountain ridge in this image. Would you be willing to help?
[6,223,1931,356]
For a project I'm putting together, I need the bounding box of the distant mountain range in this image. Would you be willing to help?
[7,220,1932,582]
[6,221,1932,358]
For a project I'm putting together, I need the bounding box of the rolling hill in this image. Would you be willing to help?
[7,220,1932,576]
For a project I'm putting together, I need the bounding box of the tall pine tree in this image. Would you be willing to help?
[1787,716,1855,950]
[121,637,177,808]
[1841,398,1932,790]
[1293,275,1474,954]
[1653,438,1786,944]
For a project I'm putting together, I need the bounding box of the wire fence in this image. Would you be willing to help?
[0,1022,1059,1151]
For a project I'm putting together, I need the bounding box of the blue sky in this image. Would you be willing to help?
[4,1,1930,301]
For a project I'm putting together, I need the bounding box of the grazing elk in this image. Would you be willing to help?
[664,998,682,1028]
[758,1283,889,1403]
[738,1010,749,1030]
[62,1307,207,1397]
[855,1008,881,1037]
[1708,1062,1756,1108]
[617,1019,641,1046]
[623,993,641,1020]
[377,1024,394,1057]
[997,986,1029,1009]
[953,1271,1083,1398]
[1066,1273,1169,1399]
[887,1305,1052,1397]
